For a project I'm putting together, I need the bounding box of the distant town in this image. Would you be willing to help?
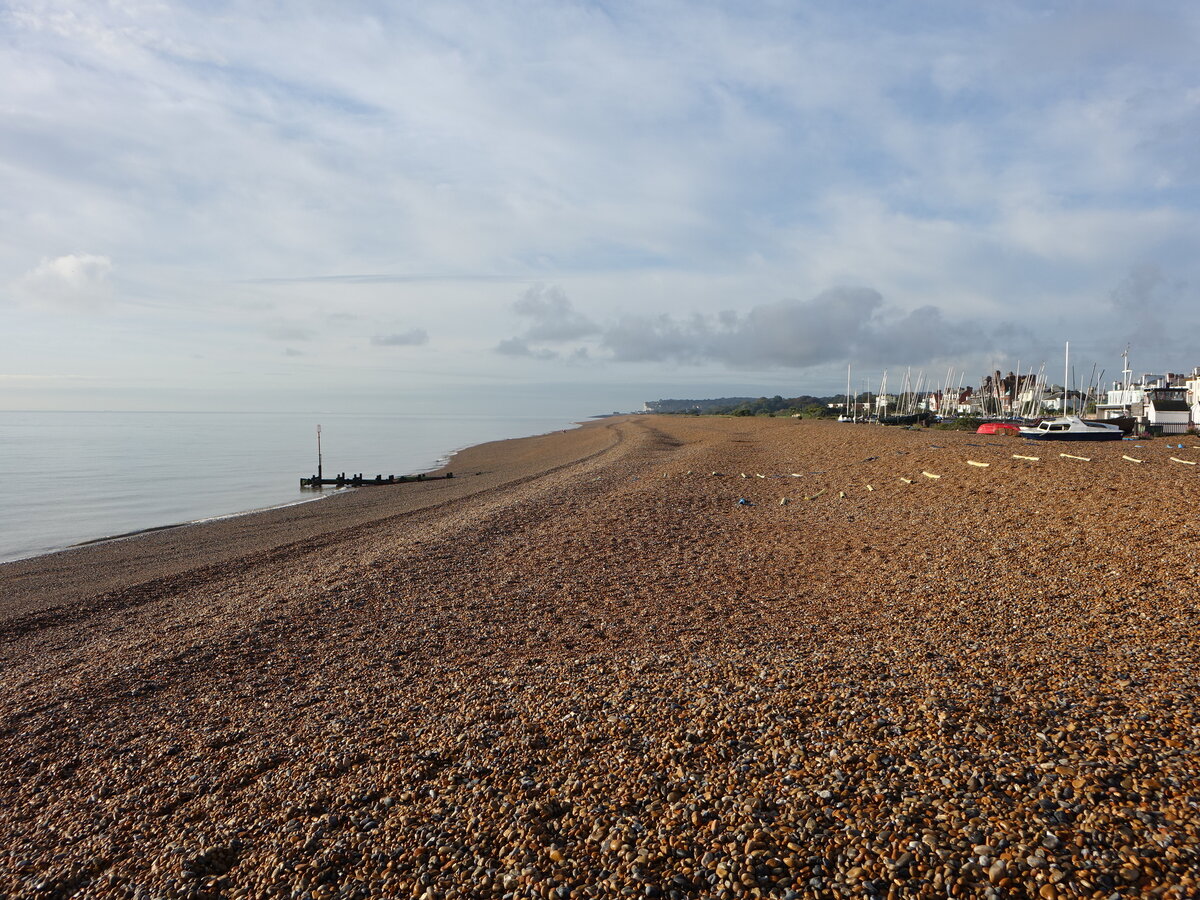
[644,354,1200,436]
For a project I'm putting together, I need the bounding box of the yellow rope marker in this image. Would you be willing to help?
[1170,457,1197,466]
[790,473,803,477]
[922,471,941,479]
[755,473,766,479]
[1059,453,1091,462]
[1012,454,1040,461]
[1122,455,1144,464]
[740,473,747,478]
[780,497,789,505]
[966,460,989,467]
[838,491,845,498]
[899,477,913,484]
[865,484,874,491]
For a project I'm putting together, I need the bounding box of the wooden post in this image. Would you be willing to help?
[317,424,323,482]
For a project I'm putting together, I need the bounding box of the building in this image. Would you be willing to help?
[1146,386,1190,434]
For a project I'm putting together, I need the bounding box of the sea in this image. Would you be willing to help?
[0,410,584,564]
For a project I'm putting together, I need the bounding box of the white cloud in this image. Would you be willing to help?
[17,253,113,307]
[371,329,429,348]
[2,2,1199,404]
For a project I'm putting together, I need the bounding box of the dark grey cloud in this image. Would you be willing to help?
[1102,263,1194,364]
[495,336,558,360]
[497,285,989,370]
[600,287,981,369]
[371,329,429,347]
[513,284,601,342]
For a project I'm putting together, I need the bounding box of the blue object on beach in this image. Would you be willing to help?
[737,498,752,506]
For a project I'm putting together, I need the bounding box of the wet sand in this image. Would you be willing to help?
[2,416,1199,899]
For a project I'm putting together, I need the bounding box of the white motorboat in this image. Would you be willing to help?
[1018,415,1124,442]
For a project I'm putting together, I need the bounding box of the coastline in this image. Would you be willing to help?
[4,416,1200,897]
[0,418,604,624]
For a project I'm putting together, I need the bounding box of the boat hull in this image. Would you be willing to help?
[1018,431,1123,442]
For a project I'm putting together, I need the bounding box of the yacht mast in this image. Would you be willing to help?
[1064,342,1069,415]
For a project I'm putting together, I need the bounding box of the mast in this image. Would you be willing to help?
[317,424,323,481]
[845,362,852,419]
[1064,341,1069,416]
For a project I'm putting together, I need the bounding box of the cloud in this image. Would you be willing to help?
[371,329,429,347]
[18,253,113,307]
[265,322,315,341]
[284,347,305,357]
[1100,263,1193,362]
[495,336,558,360]
[512,284,600,341]
[499,284,989,371]
[601,287,981,369]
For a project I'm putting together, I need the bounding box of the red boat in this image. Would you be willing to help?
[976,422,1020,435]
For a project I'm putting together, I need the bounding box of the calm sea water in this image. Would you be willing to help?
[0,411,583,564]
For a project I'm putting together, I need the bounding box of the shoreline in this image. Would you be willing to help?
[0,411,587,568]
[0,418,605,624]
[4,416,1200,897]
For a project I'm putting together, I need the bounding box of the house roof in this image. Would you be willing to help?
[1150,399,1190,411]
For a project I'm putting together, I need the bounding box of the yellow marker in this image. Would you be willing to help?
[1122,455,1144,464]
[1170,457,1197,466]
[1012,454,1040,461]
[779,497,789,505]
[922,471,940,479]
[755,473,766,479]
[1059,453,1091,462]
[966,460,989,468]
[838,491,845,498]
[865,484,874,491]
[740,473,747,478]
[790,473,803,477]
[899,477,913,484]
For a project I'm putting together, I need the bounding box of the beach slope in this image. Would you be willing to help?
[2,416,1199,898]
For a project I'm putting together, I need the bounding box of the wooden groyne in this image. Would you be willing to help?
[300,472,453,488]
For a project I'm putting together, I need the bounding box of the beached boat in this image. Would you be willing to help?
[977,422,1020,435]
[1018,415,1123,442]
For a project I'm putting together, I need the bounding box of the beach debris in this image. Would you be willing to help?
[737,498,753,506]
[865,484,873,491]
[921,471,940,479]
[966,460,989,468]
[740,473,747,478]
[863,456,879,462]
[838,491,846,498]
[1170,457,1196,466]
[899,477,913,484]
[790,473,803,477]
[755,473,766,479]
[1122,455,1145,464]
[1059,453,1091,462]
[805,489,826,500]
[1012,454,1040,461]
[711,471,722,476]
[779,497,788,505]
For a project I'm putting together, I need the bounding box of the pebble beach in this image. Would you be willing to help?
[3,415,1200,899]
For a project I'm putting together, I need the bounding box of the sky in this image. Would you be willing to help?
[2,0,1199,415]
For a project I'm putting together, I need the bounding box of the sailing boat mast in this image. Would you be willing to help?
[1064,341,1070,414]
[845,362,852,420]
